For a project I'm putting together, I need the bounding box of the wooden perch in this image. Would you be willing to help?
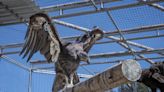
[64,59,142,92]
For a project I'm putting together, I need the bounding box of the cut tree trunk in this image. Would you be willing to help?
[64,59,142,92]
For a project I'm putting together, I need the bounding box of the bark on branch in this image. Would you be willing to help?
[64,59,142,92]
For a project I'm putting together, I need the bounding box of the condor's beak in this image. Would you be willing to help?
[78,52,90,64]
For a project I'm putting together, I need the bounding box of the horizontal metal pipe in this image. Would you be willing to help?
[51,0,162,19]
[29,48,164,64]
[1,24,163,49]
[90,48,164,59]
[0,43,23,49]
[100,34,164,44]
[105,24,164,36]
[1,34,163,56]
[32,69,93,78]
[0,0,162,26]
[148,3,164,11]
[53,19,90,32]
[25,56,164,70]
[53,20,164,57]
[52,19,164,56]
[0,51,21,55]
[138,0,164,11]
[1,55,30,71]
[41,0,120,12]
[0,0,118,23]
[81,56,164,66]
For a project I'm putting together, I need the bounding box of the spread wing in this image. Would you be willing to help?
[76,28,104,53]
[20,13,62,62]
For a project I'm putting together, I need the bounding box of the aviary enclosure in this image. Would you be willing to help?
[0,0,163,92]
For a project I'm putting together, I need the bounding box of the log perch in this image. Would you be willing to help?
[64,59,142,92]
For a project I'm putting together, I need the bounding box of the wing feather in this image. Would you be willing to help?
[27,31,38,61]
[22,29,35,58]
[20,27,32,55]
[24,26,30,39]
[39,32,47,50]
[20,13,62,62]
[36,30,44,50]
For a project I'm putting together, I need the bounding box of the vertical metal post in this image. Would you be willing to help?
[100,0,104,9]
[156,30,160,36]
[28,65,32,92]
[59,9,63,15]
[0,48,3,59]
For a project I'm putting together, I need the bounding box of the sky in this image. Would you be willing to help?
[0,0,164,92]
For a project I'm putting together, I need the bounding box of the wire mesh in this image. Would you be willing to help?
[0,0,164,92]
[0,58,29,92]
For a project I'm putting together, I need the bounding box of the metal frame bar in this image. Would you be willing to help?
[1,55,30,71]
[41,0,120,12]
[0,51,21,55]
[28,69,32,92]
[1,47,163,65]
[1,34,163,56]
[0,0,163,91]
[0,0,119,23]
[90,48,164,59]
[147,3,164,11]
[1,23,163,49]
[106,10,137,59]
[101,0,156,64]
[32,69,93,79]
[21,56,164,68]
[50,0,162,19]
[55,20,164,56]
[89,0,99,10]
[105,24,164,36]
[54,19,164,35]
[0,0,162,26]
[138,0,164,11]
[0,19,163,66]
[99,34,164,43]
[53,20,164,57]
[1,20,164,58]
[0,5,37,11]
[114,38,155,64]
[0,0,39,26]
[0,11,38,18]
[80,56,164,66]
[0,43,23,49]
[28,48,164,64]
[0,2,25,22]
[53,19,89,32]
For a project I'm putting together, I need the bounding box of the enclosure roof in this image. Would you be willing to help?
[0,0,40,25]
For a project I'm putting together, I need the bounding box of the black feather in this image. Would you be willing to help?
[20,27,32,55]
[24,25,30,39]
[22,28,35,58]
[27,31,38,62]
